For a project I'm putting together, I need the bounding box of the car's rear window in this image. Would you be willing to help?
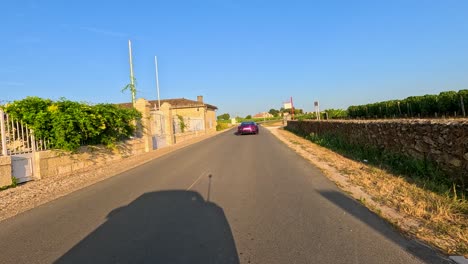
[241,122,255,126]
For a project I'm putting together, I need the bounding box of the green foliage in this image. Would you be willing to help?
[245,115,252,119]
[122,76,137,105]
[295,109,347,120]
[283,108,303,115]
[348,90,467,118]
[324,108,348,119]
[216,122,230,131]
[177,114,187,133]
[296,113,316,120]
[217,113,230,121]
[4,97,141,151]
[0,177,18,191]
[236,116,281,123]
[460,89,468,115]
[268,108,280,117]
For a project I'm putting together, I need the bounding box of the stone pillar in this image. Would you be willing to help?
[0,156,12,187]
[134,98,152,153]
[160,102,174,145]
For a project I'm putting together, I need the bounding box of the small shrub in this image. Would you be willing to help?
[216,122,230,131]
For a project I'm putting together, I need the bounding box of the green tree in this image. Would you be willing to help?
[217,113,230,120]
[293,108,303,115]
[268,108,280,117]
[245,115,252,119]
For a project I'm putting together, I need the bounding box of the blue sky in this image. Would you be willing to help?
[2,0,468,117]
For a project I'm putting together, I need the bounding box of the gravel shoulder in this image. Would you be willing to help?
[0,129,233,222]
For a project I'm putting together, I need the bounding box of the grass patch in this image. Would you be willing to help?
[288,128,464,199]
[290,140,301,145]
[0,177,18,191]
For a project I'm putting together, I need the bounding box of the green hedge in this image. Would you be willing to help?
[3,97,141,151]
[348,89,468,118]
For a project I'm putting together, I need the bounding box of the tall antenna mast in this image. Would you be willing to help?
[128,40,136,106]
[155,56,161,110]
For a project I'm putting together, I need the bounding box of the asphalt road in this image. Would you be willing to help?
[0,127,451,264]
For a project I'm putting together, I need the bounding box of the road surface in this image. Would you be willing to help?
[0,127,450,263]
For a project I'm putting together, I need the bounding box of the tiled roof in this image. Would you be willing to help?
[117,98,218,110]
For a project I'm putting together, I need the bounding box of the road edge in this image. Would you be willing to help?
[0,127,235,222]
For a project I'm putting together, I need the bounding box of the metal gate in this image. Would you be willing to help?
[150,110,167,149]
[0,109,43,183]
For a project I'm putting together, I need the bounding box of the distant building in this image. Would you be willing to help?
[119,96,218,133]
[253,112,273,118]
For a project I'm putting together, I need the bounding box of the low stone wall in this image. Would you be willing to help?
[0,156,12,187]
[287,119,468,183]
[174,131,206,144]
[34,138,146,179]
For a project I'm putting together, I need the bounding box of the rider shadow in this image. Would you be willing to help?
[55,190,239,264]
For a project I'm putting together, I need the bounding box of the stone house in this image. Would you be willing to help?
[119,96,218,147]
[151,96,218,133]
[253,112,274,118]
[119,96,217,132]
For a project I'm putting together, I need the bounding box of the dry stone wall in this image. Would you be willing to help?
[286,119,468,183]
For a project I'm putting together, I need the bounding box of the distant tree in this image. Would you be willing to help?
[245,115,252,119]
[293,108,303,115]
[217,113,230,120]
[268,108,280,117]
[281,108,302,115]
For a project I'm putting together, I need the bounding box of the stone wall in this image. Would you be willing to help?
[286,119,468,183]
[34,138,146,179]
[174,131,205,144]
[205,109,217,132]
[0,156,12,187]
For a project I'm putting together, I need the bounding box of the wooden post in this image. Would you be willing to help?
[397,101,402,116]
[0,110,7,156]
[460,94,466,117]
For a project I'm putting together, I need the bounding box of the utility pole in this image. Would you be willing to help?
[155,56,161,110]
[128,40,136,106]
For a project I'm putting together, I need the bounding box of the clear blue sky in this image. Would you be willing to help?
[2,0,468,117]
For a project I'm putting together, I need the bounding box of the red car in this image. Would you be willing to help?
[237,122,259,135]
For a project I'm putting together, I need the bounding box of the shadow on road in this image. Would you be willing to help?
[318,190,451,264]
[54,190,239,264]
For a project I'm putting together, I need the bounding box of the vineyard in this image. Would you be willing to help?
[347,89,468,119]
